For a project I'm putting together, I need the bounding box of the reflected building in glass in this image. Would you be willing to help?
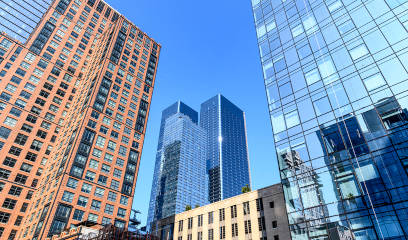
[147,101,208,231]
[252,0,408,238]
[200,94,251,203]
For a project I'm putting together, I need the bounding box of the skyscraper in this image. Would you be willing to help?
[252,0,408,238]
[147,101,208,231]
[200,94,251,203]
[0,0,160,239]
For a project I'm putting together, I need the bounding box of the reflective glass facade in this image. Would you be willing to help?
[252,0,408,238]
[200,94,251,203]
[0,0,53,43]
[147,102,207,230]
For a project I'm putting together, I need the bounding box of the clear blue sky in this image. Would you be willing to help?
[108,0,281,226]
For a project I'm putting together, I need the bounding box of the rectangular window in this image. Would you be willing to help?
[62,191,74,203]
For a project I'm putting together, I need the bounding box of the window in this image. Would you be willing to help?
[20,203,28,212]
[98,175,108,185]
[85,171,96,181]
[14,174,27,184]
[274,235,279,240]
[20,163,33,173]
[120,196,128,206]
[3,117,16,127]
[2,198,17,209]
[256,198,264,211]
[77,196,88,207]
[231,205,237,218]
[105,204,114,215]
[0,212,10,223]
[178,220,183,232]
[81,183,92,193]
[272,220,277,228]
[108,191,117,202]
[219,208,225,221]
[244,220,252,234]
[95,136,105,148]
[258,217,266,231]
[14,216,22,226]
[269,201,274,208]
[88,213,98,223]
[219,226,225,239]
[26,190,33,200]
[188,217,193,229]
[111,180,120,190]
[107,141,116,151]
[208,229,213,240]
[231,223,238,237]
[8,146,22,157]
[67,178,78,189]
[62,191,74,202]
[30,140,43,151]
[101,164,110,173]
[91,200,101,210]
[94,187,105,198]
[73,209,84,221]
[117,208,126,218]
[113,169,122,178]
[208,211,213,224]
[243,202,250,215]
[105,153,114,162]
[102,217,111,225]
[0,127,11,139]
[8,186,22,196]
[3,157,17,167]
[89,159,99,169]
[198,214,203,227]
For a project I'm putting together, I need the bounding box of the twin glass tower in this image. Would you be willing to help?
[147,95,251,229]
[252,0,408,239]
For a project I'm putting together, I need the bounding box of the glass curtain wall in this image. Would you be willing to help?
[252,0,408,239]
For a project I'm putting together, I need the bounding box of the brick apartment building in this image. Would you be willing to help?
[0,0,160,239]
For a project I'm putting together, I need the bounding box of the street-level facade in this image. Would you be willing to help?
[0,0,160,239]
[252,0,408,238]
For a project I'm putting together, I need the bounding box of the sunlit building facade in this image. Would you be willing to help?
[200,94,251,203]
[252,0,408,238]
[0,0,160,239]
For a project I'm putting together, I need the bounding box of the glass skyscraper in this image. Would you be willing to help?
[200,94,251,203]
[0,0,53,43]
[252,0,408,238]
[147,101,208,230]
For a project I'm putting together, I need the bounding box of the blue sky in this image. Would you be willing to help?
[109,0,281,226]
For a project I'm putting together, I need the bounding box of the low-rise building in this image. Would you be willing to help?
[153,183,290,240]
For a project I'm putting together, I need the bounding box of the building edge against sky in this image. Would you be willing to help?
[252,0,408,239]
[147,101,208,231]
[0,0,160,239]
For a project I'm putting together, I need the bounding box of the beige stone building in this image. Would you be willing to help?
[153,183,290,240]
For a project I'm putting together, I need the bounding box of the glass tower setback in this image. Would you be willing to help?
[147,101,207,230]
[0,0,53,43]
[200,94,251,203]
[252,0,408,238]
